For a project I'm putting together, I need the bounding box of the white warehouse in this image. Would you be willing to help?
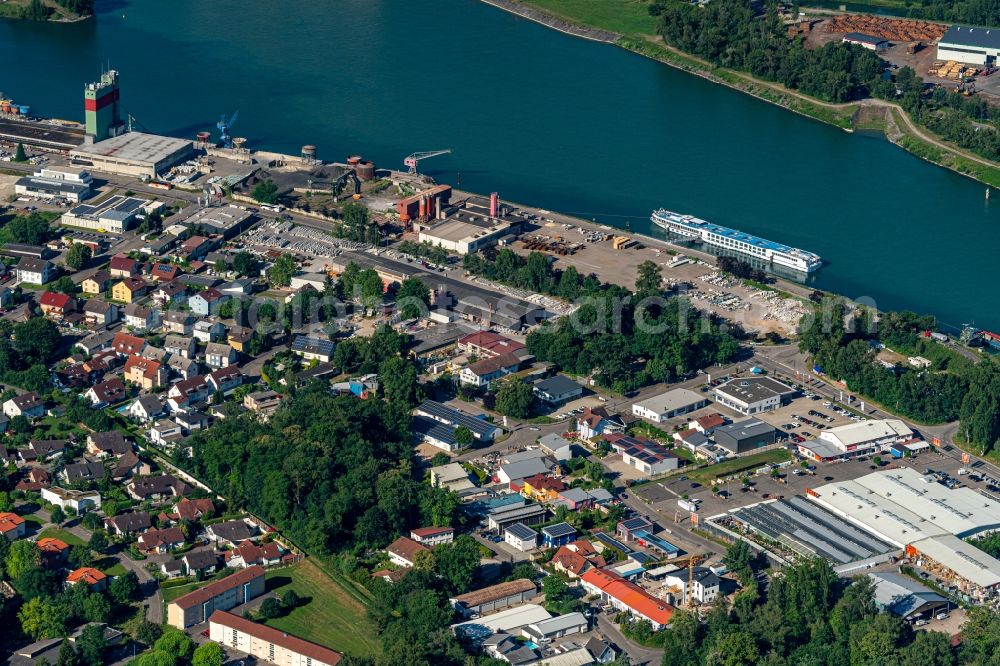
[936,25,1000,65]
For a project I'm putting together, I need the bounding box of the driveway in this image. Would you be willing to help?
[594,611,664,666]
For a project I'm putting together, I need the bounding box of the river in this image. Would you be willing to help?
[1,0,996,331]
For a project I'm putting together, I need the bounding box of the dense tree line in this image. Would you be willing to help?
[798,299,1000,453]
[657,0,1000,161]
[656,554,986,665]
[0,317,65,392]
[56,0,94,15]
[180,383,458,555]
[886,0,1000,28]
[465,250,741,392]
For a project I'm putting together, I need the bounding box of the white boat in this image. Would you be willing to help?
[651,209,822,273]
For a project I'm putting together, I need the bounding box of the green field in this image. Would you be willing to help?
[687,448,792,484]
[520,0,658,36]
[94,557,128,577]
[161,580,203,604]
[37,527,86,547]
[264,560,378,658]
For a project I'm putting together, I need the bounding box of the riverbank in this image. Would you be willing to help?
[0,0,91,23]
[498,0,1000,188]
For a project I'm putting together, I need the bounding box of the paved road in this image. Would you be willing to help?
[595,611,664,666]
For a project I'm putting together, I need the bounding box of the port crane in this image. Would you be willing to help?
[404,149,451,175]
[217,111,239,149]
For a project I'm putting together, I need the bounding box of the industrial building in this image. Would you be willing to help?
[798,419,915,462]
[842,32,889,51]
[712,419,778,455]
[61,195,160,233]
[413,193,526,254]
[868,572,949,620]
[84,70,125,142]
[712,376,796,415]
[15,167,93,203]
[451,579,537,617]
[415,400,499,442]
[936,25,1000,65]
[182,205,255,239]
[632,388,708,423]
[208,611,342,666]
[906,535,1000,600]
[70,132,195,179]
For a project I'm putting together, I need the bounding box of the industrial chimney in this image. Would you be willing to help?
[490,192,499,218]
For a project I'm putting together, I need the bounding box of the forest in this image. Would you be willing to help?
[881,0,1000,28]
[798,300,1000,454]
[657,0,1000,162]
[464,250,742,392]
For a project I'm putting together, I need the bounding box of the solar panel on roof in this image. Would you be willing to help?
[542,522,576,538]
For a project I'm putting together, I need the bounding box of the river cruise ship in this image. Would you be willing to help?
[651,209,822,273]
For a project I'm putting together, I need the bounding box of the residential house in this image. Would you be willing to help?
[662,567,721,605]
[19,438,66,463]
[189,288,227,316]
[533,375,584,406]
[4,392,45,419]
[193,319,226,343]
[386,536,429,568]
[39,291,74,319]
[15,467,50,492]
[551,540,606,578]
[112,276,149,304]
[15,257,55,285]
[457,331,527,359]
[164,335,196,360]
[225,540,283,569]
[128,395,165,423]
[174,410,209,432]
[243,390,283,417]
[541,522,577,548]
[66,567,109,592]
[112,332,146,357]
[168,375,212,411]
[127,474,187,501]
[207,366,243,394]
[206,611,343,666]
[674,428,710,452]
[124,303,159,331]
[604,434,679,477]
[150,262,181,282]
[220,278,254,296]
[83,378,126,408]
[162,311,195,335]
[148,419,183,447]
[180,235,213,260]
[86,431,130,457]
[410,526,455,546]
[290,335,334,363]
[37,537,71,567]
[459,352,521,387]
[539,433,573,461]
[503,523,538,552]
[137,527,185,553]
[140,345,168,363]
[172,497,215,522]
[166,354,198,380]
[577,407,626,441]
[40,486,101,513]
[80,270,112,295]
[207,519,255,547]
[227,326,253,353]
[152,280,187,307]
[585,638,618,664]
[520,473,566,501]
[83,299,118,327]
[168,549,219,579]
[108,255,140,278]
[61,460,107,484]
[0,512,26,540]
[83,349,121,375]
[105,511,152,536]
[75,331,115,355]
[204,342,236,369]
[123,356,167,390]
[689,412,727,435]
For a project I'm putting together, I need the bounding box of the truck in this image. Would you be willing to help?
[678,499,700,512]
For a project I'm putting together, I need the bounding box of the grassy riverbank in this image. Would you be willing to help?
[0,0,91,22]
[512,0,1000,185]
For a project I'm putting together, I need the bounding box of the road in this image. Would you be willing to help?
[594,612,664,666]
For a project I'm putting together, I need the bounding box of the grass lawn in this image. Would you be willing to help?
[161,580,203,604]
[264,560,379,658]
[37,527,86,547]
[93,557,127,577]
[687,448,791,485]
[20,514,44,528]
[521,0,658,36]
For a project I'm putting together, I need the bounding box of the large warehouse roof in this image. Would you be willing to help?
[939,25,1000,50]
[818,419,912,449]
[909,534,1000,589]
[809,468,1000,545]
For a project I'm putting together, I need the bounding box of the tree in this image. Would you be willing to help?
[76,623,107,666]
[1,211,52,245]
[6,538,41,580]
[232,251,256,277]
[49,276,77,295]
[67,544,93,569]
[13,142,28,161]
[153,630,195,662]
[130,651,176,666]
[267,253,296,287]
[65,243,92,271]
[109,570,139,604]
[13,316,61,364]
[281,589,302,609]
[635,259,663,295]
[135,620,163,646]
[0,491,12,512]
[50,506,65,524]
[453,426,473,448]
[495,380,535,419]
[251,179,280,204]
[191,642,225,666]
[396,277,430,319]
[18,596,67,640]
[542,572,580,615]
[379,356,419,406]
[433,536,480,595]
[258,596,283,619]
[88,531,108,553]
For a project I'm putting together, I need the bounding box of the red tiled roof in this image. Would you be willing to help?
[695,413,726,430]
[208,610,342,665]
[138,527,185,550]
[0,512,25,534]
[37,537,70,554]
[40,291,71,309]
[112,333,146,356]
[66,567,107,585]
[174,497,214,522]
[386,536,429,564]
[172,566,264,610]
[410,526,454,538]
[124,355,162,381]
[581,568,673,625]
[523,473,566,493]
[109,255,138,272]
